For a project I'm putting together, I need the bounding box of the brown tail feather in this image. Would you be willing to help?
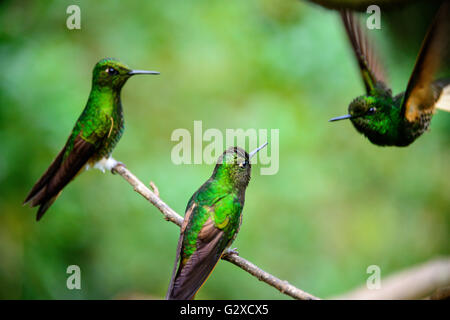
[167,228,225,300]
[24,147,66,205]
[24,135,97,221]
[36,195,58,221]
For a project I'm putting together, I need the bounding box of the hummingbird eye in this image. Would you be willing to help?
[367,107,377,115]
[238,160,248,168]
[106,67,119,76]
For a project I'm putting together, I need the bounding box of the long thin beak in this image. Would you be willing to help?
[249,142,268,159]
[328,114,353,122]
[128,70,160,75]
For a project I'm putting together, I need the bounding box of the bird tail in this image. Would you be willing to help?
[23,148,67,220]
[166,234,185,300]
[166,258,221,300]
[35,194,59,221]
[166,228,225,300]
[434,78,450,112]
[24,135,97,221]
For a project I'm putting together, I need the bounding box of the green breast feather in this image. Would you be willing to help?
[63,91,123,161]
[182,181,243,260]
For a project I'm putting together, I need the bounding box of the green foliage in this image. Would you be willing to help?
[0,0,448,299]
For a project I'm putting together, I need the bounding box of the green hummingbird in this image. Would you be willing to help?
[23,58,159,221]
[329,2,450,146]
[166,143,267,300]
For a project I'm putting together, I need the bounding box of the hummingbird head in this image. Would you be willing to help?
[329,95,398,146]
[213,143,267,190]
[348,95,378,120]
[92,58,159,90]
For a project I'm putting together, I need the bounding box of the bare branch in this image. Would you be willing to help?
[334,258,450,300]
[149,181,159,198]
[112,163,319,300]
[426,286,450,300]
[113,164,183,227]
[222,251,317,300]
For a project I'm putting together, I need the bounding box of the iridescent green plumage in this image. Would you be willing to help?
[24,58,159,220]
[167,144,267,300]
[330,3,450,146]
[65,59,127,161]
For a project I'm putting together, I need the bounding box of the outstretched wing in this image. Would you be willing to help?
[24,135,98,221]
[401,1,450,122]
[340,10,389,94]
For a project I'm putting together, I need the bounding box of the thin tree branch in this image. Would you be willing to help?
[112,163,319,300]
[334,257,450,300]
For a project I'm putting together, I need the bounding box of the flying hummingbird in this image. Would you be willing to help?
[329,2,450,146]
[166,143,268,300]
[23,58,159,221]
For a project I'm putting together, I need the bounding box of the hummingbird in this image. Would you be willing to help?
[166,143,268,300]
[23,58,159,221]
[329,2,450,146]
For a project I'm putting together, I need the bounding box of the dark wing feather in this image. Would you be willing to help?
[401,1,450,122]
[432,78,450,112]
[167,217,227,300]
[340,10,389,94]
[24,135,97,221]
[24,146,66,204]
[166,200,197,299]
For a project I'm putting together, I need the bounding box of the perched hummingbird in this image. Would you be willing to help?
[329,2,450,146]
[23,58,159,221]
[166,143,267,300]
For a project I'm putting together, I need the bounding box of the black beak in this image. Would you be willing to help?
[128,70,160,75]
[328,114,354,122]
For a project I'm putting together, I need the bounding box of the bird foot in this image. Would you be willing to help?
[111,159,126,174]
[92,157,125,174]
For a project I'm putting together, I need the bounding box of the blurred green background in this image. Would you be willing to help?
[0,0,448,299]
